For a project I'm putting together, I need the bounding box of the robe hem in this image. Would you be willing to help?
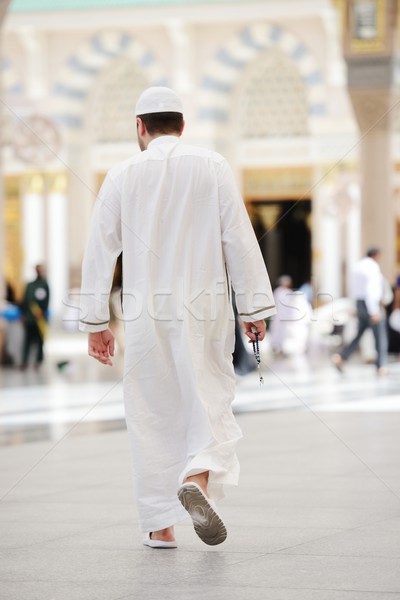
[179,456,241,501]
[139,505,188,534]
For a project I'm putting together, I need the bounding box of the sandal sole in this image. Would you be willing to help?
[178,483,227,546]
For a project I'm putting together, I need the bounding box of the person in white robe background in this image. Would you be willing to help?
[270,275,311,356]
[79,87,276,548]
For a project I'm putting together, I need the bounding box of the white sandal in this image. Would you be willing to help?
[178,482,227,546]
[143,532,177,549]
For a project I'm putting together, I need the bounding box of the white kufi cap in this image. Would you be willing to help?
[135,86,183,116]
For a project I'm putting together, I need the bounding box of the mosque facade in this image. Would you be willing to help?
[1,0,399,319]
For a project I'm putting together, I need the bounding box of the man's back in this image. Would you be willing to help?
[118,136,225,292]
[79,86,277,545]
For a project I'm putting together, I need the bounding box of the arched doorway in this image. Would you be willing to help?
[250,199,312,289]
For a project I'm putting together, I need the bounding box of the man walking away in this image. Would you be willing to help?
[332,247,388,375]
[79,87,276,548]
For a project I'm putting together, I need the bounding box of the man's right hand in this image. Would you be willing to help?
[243,319,266,342]
[370,313,381,324]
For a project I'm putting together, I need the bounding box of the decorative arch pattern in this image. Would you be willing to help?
[0,58,24,146]
[238,47,309,138]
[1,57,24,96]
[89,57,149,143]
[198,23,326,130]
[53,30,168,129]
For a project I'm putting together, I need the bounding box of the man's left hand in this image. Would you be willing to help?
[88,329,115,366]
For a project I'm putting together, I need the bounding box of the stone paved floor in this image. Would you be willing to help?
[1,330,400,599]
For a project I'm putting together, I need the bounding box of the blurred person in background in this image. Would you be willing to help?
[387,274,400,354]
[0,279,22,366]
[299,278,314,306]
[6,280,16,305]
[332,247,388,375]
[270,275,311,356]
[79,86,276,549]
[20,264,50,370]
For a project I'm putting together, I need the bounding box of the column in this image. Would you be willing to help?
[349,89,396,279]
[22,174,46,282]
[313,177,343,300]
[345,181,361,292]
[47,174,68,321]
[312,165,344,300]
[66,129,96,289]
[0,0,11,301]
[320,213,342,301]
[343,0,398,280]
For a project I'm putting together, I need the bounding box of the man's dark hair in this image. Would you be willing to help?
[367,247,381,258]
[138,112,183,135]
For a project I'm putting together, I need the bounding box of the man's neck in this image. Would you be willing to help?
[146,132,179,147]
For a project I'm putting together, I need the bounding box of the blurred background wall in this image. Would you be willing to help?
[1,0,400,322]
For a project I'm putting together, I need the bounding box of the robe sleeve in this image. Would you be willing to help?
[79,173,122,333]
[217,159,276,322]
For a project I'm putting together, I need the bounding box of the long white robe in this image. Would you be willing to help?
[79,135,276,532]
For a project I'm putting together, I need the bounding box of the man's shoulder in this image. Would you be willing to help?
[177,142,226,164]
[361,257,379,270]
[354,257,380,277]
[105,144,227,182]
[107,154,145,179]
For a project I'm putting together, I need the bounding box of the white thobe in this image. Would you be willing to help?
[79,135,276,532]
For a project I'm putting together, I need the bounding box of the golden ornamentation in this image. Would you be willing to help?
[350,0,386,54]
